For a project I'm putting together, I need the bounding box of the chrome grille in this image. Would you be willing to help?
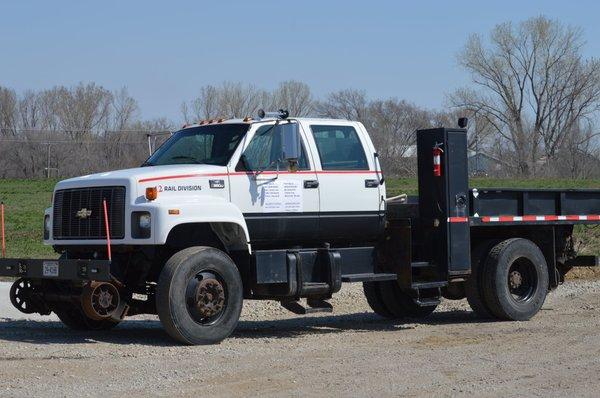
[52,186,126,240]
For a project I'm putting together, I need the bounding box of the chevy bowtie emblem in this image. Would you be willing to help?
[76,208,92,219]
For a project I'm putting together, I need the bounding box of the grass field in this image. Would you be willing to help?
[1,178,600,260]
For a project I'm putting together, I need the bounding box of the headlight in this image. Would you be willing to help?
[139,213,151,229]
[43,215,51,240]
[131,212,151,239]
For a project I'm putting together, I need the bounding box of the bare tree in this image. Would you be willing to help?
[315,89,368,122]
[182,85,221,123]
[451,16,600,176]
[367,99,430,174]
[111,87,138,131]
[272,80,314,117]
[0,86,18,136]
[182,82,273,121]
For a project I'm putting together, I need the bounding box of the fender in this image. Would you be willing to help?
[150,196,251,252]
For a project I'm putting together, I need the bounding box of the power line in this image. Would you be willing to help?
[0,140,148,144]
[0,128,171,134]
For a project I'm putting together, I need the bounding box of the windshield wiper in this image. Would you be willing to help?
[168,156,202,164]
[141,161,154,167]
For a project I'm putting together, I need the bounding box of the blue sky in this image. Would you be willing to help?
[1,1,599,122]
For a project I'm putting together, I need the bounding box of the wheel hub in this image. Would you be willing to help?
[97,290,114,309]
[509,270,523,289]
[81,281,120,320]
[195,278,225,318]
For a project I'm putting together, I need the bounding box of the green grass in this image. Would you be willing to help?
[0,179,58,258]
[386,177,600,197]
[1,177,600,259]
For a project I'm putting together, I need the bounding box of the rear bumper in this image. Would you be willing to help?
[0,258,112,282]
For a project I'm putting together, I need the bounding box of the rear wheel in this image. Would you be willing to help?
[378,280,437,319]
[465,240,498,318]
[156,246,243,345]
[482,238,549,321]
[362,281,394,318]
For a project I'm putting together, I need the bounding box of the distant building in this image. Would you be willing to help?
[468,150,507,176]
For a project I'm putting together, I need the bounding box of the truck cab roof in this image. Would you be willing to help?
[181,117,355,130]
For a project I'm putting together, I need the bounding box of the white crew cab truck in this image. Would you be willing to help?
[2,110,598,344]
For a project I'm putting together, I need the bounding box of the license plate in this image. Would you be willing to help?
[42,261,59,277]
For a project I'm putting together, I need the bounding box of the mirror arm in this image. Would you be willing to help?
[374,152,385,184]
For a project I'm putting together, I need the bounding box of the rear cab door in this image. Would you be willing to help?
[302,120,385,243]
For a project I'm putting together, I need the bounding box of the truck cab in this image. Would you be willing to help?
[46,116,384,252]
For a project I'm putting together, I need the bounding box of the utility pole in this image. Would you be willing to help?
[44,143,59,178]
[47,143,51,179]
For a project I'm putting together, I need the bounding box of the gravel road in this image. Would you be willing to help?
[1,280,599,397]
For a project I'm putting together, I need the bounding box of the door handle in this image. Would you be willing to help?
[365,179,379,188]
[304,180,319,189]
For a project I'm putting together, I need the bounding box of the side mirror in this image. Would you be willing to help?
[278,122,301,169]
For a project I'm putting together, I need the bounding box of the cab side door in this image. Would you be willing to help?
[228,122,320,245]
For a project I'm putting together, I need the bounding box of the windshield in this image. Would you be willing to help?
[143,124,248,167]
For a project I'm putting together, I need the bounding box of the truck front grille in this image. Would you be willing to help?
[52,186,126,240]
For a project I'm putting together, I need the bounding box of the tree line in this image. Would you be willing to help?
[1,16,599,179]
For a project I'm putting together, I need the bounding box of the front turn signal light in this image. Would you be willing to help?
[145,187,158,201]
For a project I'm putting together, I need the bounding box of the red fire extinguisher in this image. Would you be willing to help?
[433,145,443,177]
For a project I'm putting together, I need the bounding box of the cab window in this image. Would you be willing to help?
[237,124,310,171]
[310,125,369,170]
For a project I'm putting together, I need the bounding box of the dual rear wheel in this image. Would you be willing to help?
[363,280,437,319]
[364,238,549,322]
[466,238,549,321]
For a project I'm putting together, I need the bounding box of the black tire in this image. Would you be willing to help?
[378,280,437,319]
[482,238,549,321]
[156,246,243,345]
[54,304,120,331]
[362,281,394,318]
[465,240,498,318]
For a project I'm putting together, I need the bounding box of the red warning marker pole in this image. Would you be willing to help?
[102,199,112,261]
[1,202,6,258]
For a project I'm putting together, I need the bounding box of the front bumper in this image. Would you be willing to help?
[0,258,112,282]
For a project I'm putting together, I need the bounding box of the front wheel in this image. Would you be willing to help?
[156,246,243,345]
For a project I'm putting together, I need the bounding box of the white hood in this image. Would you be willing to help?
[54,164,230,202]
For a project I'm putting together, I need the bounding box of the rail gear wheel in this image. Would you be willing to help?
[81,281,120,320]
[156,246,243,345]
[482,238,549,321]
[54,303,120,331]
[10,278,47,314]
[377,280,437,319]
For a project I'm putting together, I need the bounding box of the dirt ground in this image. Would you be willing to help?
[1,279,599,398]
